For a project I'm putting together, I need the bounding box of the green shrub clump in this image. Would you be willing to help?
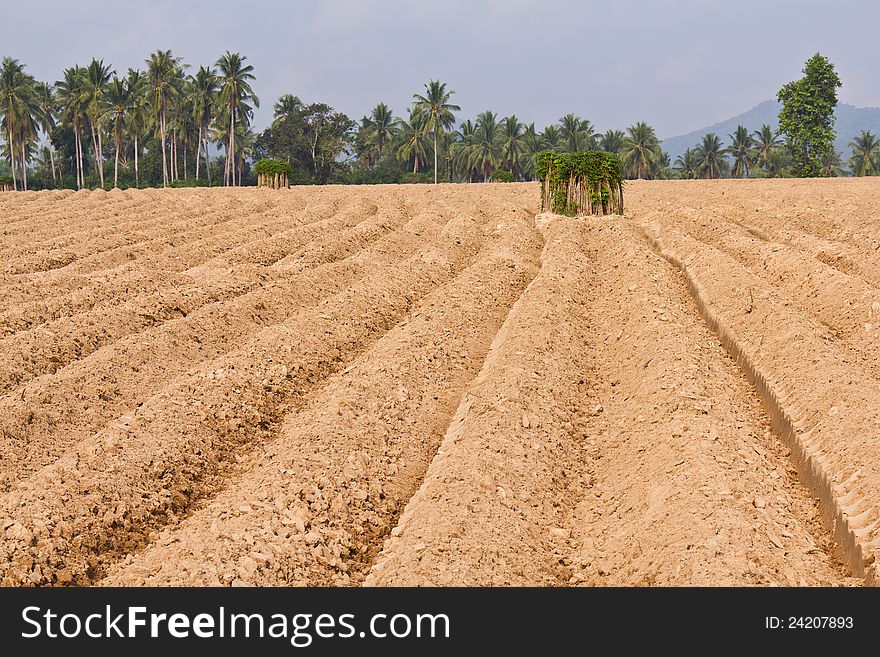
[254,158,292,188]
[536,150,624,216]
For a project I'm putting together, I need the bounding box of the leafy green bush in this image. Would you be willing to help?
[253,158,292,176]
[490,170,514,183]
[536,150,624,215]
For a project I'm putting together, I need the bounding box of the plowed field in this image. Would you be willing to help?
[1,180,876,586]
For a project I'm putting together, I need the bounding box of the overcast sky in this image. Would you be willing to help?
[6,0,879,138]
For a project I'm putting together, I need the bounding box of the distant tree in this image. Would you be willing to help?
[695,132,728,179]
[396,108,432,175]
[847,130,880,176]
[1,57,39,190]
[498,114,525,177]
[83,59,114,187]
[188,65,219,182]
[752,124,782,172]
[820,149,845,177]
[777,53,842,177]
[540,124,561,151]
[413,80,459,184]
[216,51,258,186]
[599,129,625,154]
[728,125,755,178]
[620,122,661,179]
[147,50,183,187]
[34,81,58,185]
[361,102,399,160]
[674,147,699,179]
[469,110,502,182]
[558,113,595,152]
[103,77,132,187]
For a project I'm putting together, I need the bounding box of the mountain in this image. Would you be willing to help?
[660,100,880,161]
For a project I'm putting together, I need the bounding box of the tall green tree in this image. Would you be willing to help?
[361,102,399,160]
[413,80,459,184]
[621,122,660,179]
[56,65,89,188]
[752,124,782,172]
[0,57,38,190]
[777,53,842,177]
[34,81,58,185]
[103,77,132,187]
[540,124,561,152]
[559,113,595,152]
[599,129,625,154]
[216,51,258,186]
[469,110,502,182]
[847,130,880,176]
[695,132,728,179]
[83,58,114,186]
[728,125,755,178]
[498,114,525,176]
[674,148,699,179]
[147,50,183,187]
[124,69,148,187]
[396,108,431,174]
[188,65,219,182]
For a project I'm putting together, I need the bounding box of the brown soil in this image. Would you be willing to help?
[1,181,876,587]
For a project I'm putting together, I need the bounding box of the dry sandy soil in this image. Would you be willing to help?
[0,180,877,587]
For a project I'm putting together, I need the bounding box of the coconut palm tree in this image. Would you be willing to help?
[412,80,460,184]
[1,57,39,190]
[83,58,114,186]
[520,122,543,180]
[695,132,728,179]
[34,81,58,185]
[362,102,399,160]
[727,125,754,178]
[188,65,219,182]
[599,129,625,155]
[56,65,89,188]
[621,122,660,179]
[498,115,525,177]
[125,69,148,187]
[820,149,845,177]
[752,124,781,173]
[469,110,502,182]
[396,108,431,174]
[674,148,699,179]
[559,114,595,152]
[273,94,302,124]
[847,130,880,176]
[216,51,258,186]
[146,50,184,187]
[452,119,477,182]
[103,77,132,187]
[540,124,562,152]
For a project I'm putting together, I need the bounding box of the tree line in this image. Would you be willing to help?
[3,51,877,191]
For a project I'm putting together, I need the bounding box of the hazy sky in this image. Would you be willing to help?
[6,0,879,138]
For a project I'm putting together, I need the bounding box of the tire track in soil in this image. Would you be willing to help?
[101,207,541,586]
[0,199,431,488]
[0,206,487,585]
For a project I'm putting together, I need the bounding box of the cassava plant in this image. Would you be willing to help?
[536,150,624,216]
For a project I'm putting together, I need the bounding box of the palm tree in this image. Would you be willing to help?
[125,69,148,187]
[396,108,431,174]
[362,102,399,159]
[540,124,562,152]
[188,65,219,182]
[727,125,754,178]
[103,77,132,187]
[452,119,477,182]
[498,115,525,177]
[600,129,625,154]
[847,130,880,176]
[56,66,89,188]
[469,110,502,182]
[83,58,114,186]
[520,122,543,180]
[1,57,38,190]
[820,149,845,177]
[752,124,781,172]
[273,94,302,124]
[216,51,258,186]
[621,122,661,179]
[559,114,595,152]
[412,80,460,184]
[674,148,699,179]
[34,81,58,185]
[695,132,728,179]
[147,50,184,187]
